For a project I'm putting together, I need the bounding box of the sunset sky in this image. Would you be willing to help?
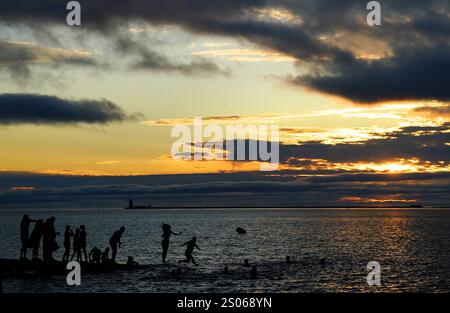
[0,1,449,208]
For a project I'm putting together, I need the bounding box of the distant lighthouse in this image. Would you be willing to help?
[128,198,134,209]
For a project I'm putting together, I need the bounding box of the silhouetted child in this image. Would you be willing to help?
[29,219,44,260]
[20,214,36,259]
[161,223,181,263]
[71,228,82,262]
[62,225,73,262]
[178,236,200,267]
[89,246,101,264]
[109,226,125,263]
[126,256,139,267]
[80,225,88,262]
[101,247,110,264]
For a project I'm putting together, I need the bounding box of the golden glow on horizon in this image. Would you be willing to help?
[282,158,450,173]
[15,158,265,176]
[340,196,417,203]
[10,186,35,191]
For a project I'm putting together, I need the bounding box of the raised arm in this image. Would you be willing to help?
[171,231,182,236]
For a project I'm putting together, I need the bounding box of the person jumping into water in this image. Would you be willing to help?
[109,226,125,263]
[161,223,181,263]
[178,236,200,267]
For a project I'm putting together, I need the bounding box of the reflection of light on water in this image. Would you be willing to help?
[1,208,450,292]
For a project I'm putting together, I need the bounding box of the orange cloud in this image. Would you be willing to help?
[340,196,417,203]
[11,186,35,191]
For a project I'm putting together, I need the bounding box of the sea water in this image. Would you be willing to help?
[1,208,450,292]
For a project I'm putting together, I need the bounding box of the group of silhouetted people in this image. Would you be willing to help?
[20,214,127,265]
[20,215,202,266]
[61,224,88,263]
[20,215,59,262]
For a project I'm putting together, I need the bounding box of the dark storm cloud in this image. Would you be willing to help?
[0,171,449,208]
[131,48,229,76]
[0,41,101,84]
[294,46,450,103]
[0,1,267,25]
[279,124,450,163]
[0,42,36,65]
[0,93,138,125]
[0,41,98,65]
[220,124,450,164]
[1,0,448,102]
[113,34,228,76]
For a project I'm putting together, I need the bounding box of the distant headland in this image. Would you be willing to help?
[125,199,424,210]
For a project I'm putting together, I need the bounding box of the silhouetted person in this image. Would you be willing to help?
[62,225,73,262]
[127,256,139,267]
[101,247,110,264]
[286,256,291,264]
[42,217,59,262]
[178,236,200,267]
[20,215,36,259]
[79,225,88,262]
[224,266,229,274]
[109,226,125,263]
[161,223,181,263]
[89,246,101,264]
[29,219,44,260]
[244,259,250,267]
[71,228,82,262]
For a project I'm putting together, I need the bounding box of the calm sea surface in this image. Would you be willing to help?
[1,208,450,293]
